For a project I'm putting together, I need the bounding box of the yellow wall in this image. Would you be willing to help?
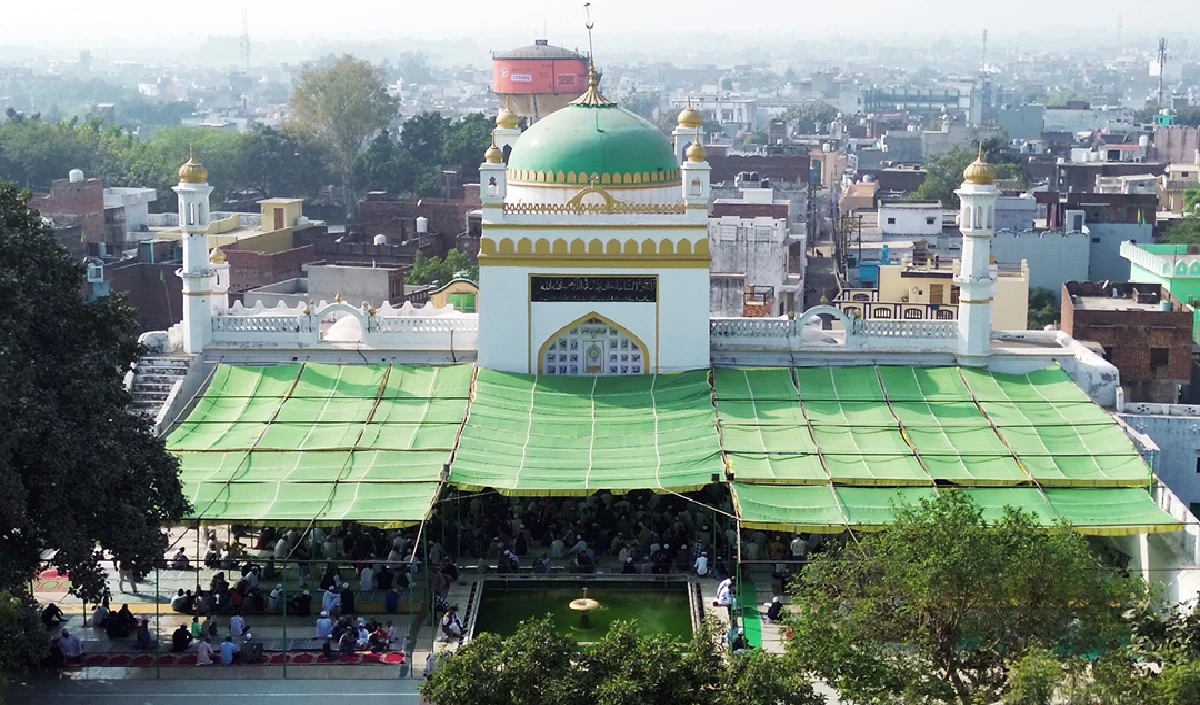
[993,268,1029,330]
[876,261,1030,330]
[259,199,304,229]
[430,280,480,309]
[235,228,296,254]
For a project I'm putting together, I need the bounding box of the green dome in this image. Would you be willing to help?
[507,103,681,187]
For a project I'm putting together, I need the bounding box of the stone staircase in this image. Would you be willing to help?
[130,356,190,420]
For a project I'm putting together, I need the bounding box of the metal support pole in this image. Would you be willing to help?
[155,563,161,680]
[281,578,288,678]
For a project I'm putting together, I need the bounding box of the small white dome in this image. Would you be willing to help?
[68,169,85,183]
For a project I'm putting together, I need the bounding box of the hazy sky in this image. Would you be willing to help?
[5,0,1198,51]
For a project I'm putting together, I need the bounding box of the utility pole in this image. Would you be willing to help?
[980,29,988,72]
[240,9,251,73]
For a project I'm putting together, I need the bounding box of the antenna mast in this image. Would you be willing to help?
[584,2,595,60]
[1157,38,1168,110]
[240,9,251,72]
[980,29,988,72]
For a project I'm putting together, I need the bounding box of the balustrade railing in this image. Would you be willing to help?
[212,316,311,333]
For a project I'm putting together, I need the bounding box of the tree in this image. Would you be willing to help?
[910,143,1021,208]
[407,249,478,286]
[1163,217,1200,245]
[290,55,397,216]
[0,589,47,675]
[784,491,1143,705]
[240,124,332,200]
[1027,287,1059,329]
[421,617,820,705]
[441,113,494,183]
[784,101,840,131]
[0,182,188,602]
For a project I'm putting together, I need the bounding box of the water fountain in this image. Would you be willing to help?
[568,587,601,627]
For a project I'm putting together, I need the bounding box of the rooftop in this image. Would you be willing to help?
[1074,296,1166,312]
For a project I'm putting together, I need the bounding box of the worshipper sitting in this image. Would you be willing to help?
[338,629,356,655]
[170,548,190,570]
[376,564,395,591]
[538,554,553,574]
[319,564,340,592]
[369,623,389,652]
[203,615,218,639]
[240,633,263,664]
[356,621,371,649]
[229,612,247,638]
[91,603,110,629]
[41,603,66,628]
[694,551,710,577]
[385,588,400,614]
[106,605,136,639]
[322,587,341,616]
[171,624,193,652]
[321,637,336,660]
[728,627,749,654]
[170,589,189,613]
[132,619,157,651]
[714,578,734,619]
[339,582,356,615]
[386,620,399,649]
[57,629,83,664]
[204,541,222,569]
[440,605,464,642]
[261,557,280,581]
[190,616,202,640]
[440,557,459,584]
[315,611,334,639]
[290,589,313,617]
[360,564,376,592]
[269,584,283,612]
[196,635,214,666]
[765,596,784,623]
[219,635,240,665]
[42,639,65,669]
[621,557,637,574]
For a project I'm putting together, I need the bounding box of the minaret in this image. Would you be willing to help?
[479,132,507,206]
[681,128,710,224]
[173,148,214,354]
[673,103,704,164]
[954,146,999,362]
[493,108,521,155]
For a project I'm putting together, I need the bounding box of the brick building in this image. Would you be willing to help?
[31,172,107,243]
[1061,280,1193,403]
[703,147,811,186]
[360,191,482,253]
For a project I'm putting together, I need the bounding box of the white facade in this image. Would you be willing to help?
[879,202,943,237]
[173,173,214,355]
[954,174,999,362]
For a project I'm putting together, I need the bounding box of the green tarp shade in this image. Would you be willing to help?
[291,363,389,398]
[836,486,939,528]
[795,367,886,401]
[716,400,807,426]
[731,484,1179,535]
[204,364,302,397]
[274,397,379,424]
[922,456,1029,486]
[372,398,469,425]
[906,426,1012,456]
[719,425,817,454]
[382,364,474,399]
[1019,454,1151,488]
[960,366,1091,403]
[450,370,724,494]
[981,401,1115,427]
[184,480,440,528]
[167,422,268,451]
[1043,488,1181,535]
[891,402,991,428]
[177,451,248,482]
[998,424,1143,458]
[823,454,931,485]
[726,453,827,485]
[803,401,898,427]
[732,483,846,533]
[187,396,285,424]
[960,488,1059,525]
[180,450,446,484]
[877,366,975,402]
[809,426,912,455]
[713,368,797,401]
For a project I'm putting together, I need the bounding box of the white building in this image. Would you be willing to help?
[879,201,944,238]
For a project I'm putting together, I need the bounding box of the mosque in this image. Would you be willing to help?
[148,60,1200,603]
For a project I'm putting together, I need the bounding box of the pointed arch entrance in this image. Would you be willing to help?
[538,312,649,375]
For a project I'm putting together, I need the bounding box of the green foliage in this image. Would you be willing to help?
[744,131,768,146]
[1028,287,1059,329]
[356,113,494,198]
[623,91,662,123]
[784,101,840,131]
[1162,660,1200,705]
[911,140,1021,208]
[0,590,47,675]
[421,617,820,705]
[1164,217,1200,245]
[1046,89,1082,108]
[0,183,187,601]
[1183,189,1200,215]
[407,249,477,286]
[1005,648,1060,705]
[784,491,1144,705]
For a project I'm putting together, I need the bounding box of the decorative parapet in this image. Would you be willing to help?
[1121,241,1200,278]
[502,201,687,216]
[856,319,958,339]
[709,306,959,353]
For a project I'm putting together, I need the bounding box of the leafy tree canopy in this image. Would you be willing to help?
[1163,217,1200,246]
[910,138,1021,208]
[0,182,188,603]
[407,249,477,286]
[421,617,820,705]
[784,491,1144,705]
[356,113,494,198]
[1027,287,1059,329]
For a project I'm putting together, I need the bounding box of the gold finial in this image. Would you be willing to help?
[335,291,342,304]
[570,3,615,107]
[178,145,208,184]
[209,246,226,264]
[820,293,830,305]
[686,126,706,162]
[678,98,703,129]
[484,132,504,164]
[962,142,996,185]
[496,108,520,130]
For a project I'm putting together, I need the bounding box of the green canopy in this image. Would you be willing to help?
[450,370,724,495]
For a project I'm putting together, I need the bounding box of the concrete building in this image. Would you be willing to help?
[1159,163,1200,214]
[879,201,943,237]
[1123,242,1200,341]
[246,264,406,310]
[1149,126,1200,164]
[996,105,1045,142]
[1120,404,1200,512]
[31,170,107,244]
[1061,281,1193,404]
[429,278,480,312]
[990,230,1090,296]
[921,123,1000,160]
[1039,192,1156,283]
[103,187,158,242]
[1043,105,1137,134]
[993,195,1037,232]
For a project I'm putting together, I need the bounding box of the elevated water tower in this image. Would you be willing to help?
[492,39,589,123]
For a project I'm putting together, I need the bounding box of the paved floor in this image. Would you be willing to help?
[1,679,423,705]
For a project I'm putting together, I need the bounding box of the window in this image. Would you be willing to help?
[886,217,896,225]
[1150,347,1170,370]
[926,216,936,226]
[1195,456,1200,474]
[542,316,644,375]
[448,292,476,313]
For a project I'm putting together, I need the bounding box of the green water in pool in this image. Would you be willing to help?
[472,586,692,642]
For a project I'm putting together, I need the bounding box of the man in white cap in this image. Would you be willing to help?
[315,610,333,638]
[269,584,283,612]
[694,551,710,577]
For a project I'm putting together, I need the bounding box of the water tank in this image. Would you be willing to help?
[68,169,84,183]
[1161,300,1174,312]
[416,217,429,234]
[373,234,388,246]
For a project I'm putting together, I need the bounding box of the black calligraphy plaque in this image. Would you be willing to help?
[530,276,658,303]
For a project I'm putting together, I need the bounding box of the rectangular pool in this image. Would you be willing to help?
[472,582,693,642]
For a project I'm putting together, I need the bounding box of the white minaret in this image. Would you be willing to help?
[479,133,507,206]
[173,148,214,354]
[954,146,999,362]
[673,104,705,164]
[681,129,711,224]
[493,108,521,155]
